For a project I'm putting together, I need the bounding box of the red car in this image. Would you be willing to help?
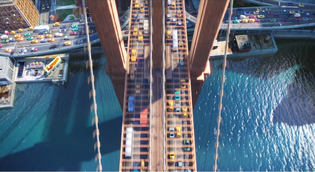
[4,31,9,35]
[125,30,129,34]
[70,31,77,36]
[249,15,256,18]
[255,18,260,22]
[0,44,2,48]
[31,47,38,52]
[267,11,273,14]
[295,17,301,21]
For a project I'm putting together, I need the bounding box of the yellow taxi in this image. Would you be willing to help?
[45,34,52,38]
[10,31,16,35]
[14,34,21,38]
[136,85,141,94]
[31,39,39,44]
[17,37,24,41]
[166,30,172,39]
[133,27,138,36]
[299,3,304,7]
[180,79,186,88]
[249,19,255,23]
[5,49,12,53]
[257,8,262,11]
[257,15,265,18]
[37,35,44,39]
[175,126,181,137]
[17,28,23,33]
[253,11,259,15]
[242,19,248,23]
[28,26,34,31]
[182,107,188,112]
[169,152,175,163]
[48,38,55,42]
[171,2,175,9]
[53,22,60,26]
[131,49,137,61]
[138,31,143,42]
[64,41,72,46]
[140,6,144,13]
[134,0,139,7]
[141,159,145,168]
[168,100,174,106]
[289,10,295,14]
[176,10,182,17]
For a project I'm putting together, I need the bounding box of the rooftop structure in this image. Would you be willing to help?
[235,35,252,52]
[0,0,39,31]
[0,56,14,85]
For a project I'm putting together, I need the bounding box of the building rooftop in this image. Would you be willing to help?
[235,35,251,50]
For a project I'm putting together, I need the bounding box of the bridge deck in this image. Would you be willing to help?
[164,0,197,171]
[119,0,151,171]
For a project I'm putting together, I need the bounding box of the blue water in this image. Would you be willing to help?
[0,39,315,171]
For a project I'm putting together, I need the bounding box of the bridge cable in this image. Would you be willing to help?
[213,0,234,171]
[81,0,103,171]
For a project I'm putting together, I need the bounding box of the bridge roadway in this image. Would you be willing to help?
[119,0,151,171]
[164,0,197,171]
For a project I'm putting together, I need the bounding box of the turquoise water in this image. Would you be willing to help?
[1,39,315,170]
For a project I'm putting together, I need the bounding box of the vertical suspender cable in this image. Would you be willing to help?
[149,0,153,170]
[82,1,102,171]
[213,0,233,172]
[162,0,166,170]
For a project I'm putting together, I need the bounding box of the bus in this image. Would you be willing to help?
[125,127,133,158]
[33,25,50,33]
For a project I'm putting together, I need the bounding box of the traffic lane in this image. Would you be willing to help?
[222,19,315,28]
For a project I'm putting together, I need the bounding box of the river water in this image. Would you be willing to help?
[0,39,314,171]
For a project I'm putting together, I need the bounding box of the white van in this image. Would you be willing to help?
[294,13,301,17]
[1,35,8,40]
[239,15,247,19]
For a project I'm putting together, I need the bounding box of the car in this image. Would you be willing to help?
[267,11,273,14]
[286,3,293,6]
[171,2,175,9]
[1,35,8,40]
[257,15,265,18]
[71,27,79,31]
[265,8,271,11]
[53,22,60,26]
[176,10,183,17]
[17,37,23,42]
[298,10,304,14]
[70,31,77,35]
[281,18,289,22]
[14,34,21,38]
[9,38,16,42]
[2,39,9,43]
[128,96,134,112]
[55,33,63,37]
[17,28,23,33]
[253,11,259,15]
[31,39,39,44]
[181,79,186,88]
[169,127,175,132]
[24,32,31,36]
[0,44,2,48]
[166,14,171,21]
[176,126,181,137]
[60,25,67,29]
[244,11,251,15]
[10,31,16,35]
[242,19,248,23]
[281,10,287,14]
[255,18,260,22]
[175,91,180,100]
[303,17,308,21]
[44,30,52,34]
[260,10,265,14]
[305,13,310,17]
[236,9,243,14]
[48,38,55,42]
[28,27,33,31]
[183,140,191,145]
[71,24,78,28]
[295,17,301,21]
[286,14,293,18]
[19,48,27,54]
[290,10,295,14]
[5,49,12,53]
[47,4,50,9]
[169,152,175,163]
[249,15,256,18]
[27,36,33,40]
[257,8,262,11]
[270,18,276,22]
[64,41,72,46]
[4,31,9,35]
[299,3,304,7]
[38,31,44,35]
[249,19,255,23]
[59,29,67,33]
[76,39,86,44]
[80,19,85,23]
[37,35,44,39]
[45,34,52,38]
[186,23,192,27]
[231,16,237,20]
[177,22,183,26]
[64,36,70,40]
[31,47,38,52]
[40,39,47,43]
[49,44,58,49]
[42,4,45,10]
[274,14,279,18]
[131,49,137,61]
[183,147,191,152]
